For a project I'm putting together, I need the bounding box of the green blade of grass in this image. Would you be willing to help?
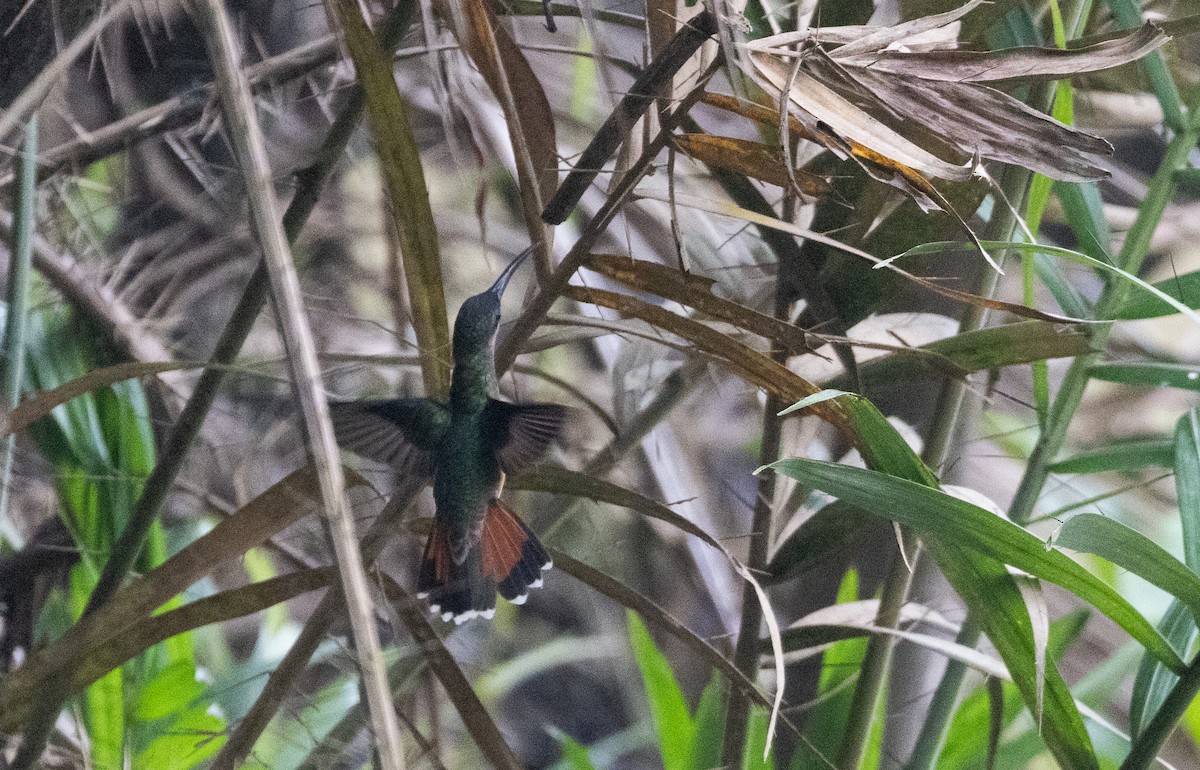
[1101,0,1186,131]
[1090,362,1200,391]
[1049,437,1175,474]
[930,611,1091,770]
[929,541,1096,769]
[741,705,775,770]
[825,320,1095,391]
[691,673,725,770]
[1176,409,1200,573]
[898,240,1200,326]
[1129,599,1197,740]
[549,729,601,770]
[628,611,696,770]
[1118,269,1200,320]
[780,390,938,485]
[1055,181,1113,264]
[0,114,37,547]
[330,0,448,399]
[1009,75,1200,526]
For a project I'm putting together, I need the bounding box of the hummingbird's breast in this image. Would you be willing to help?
[432,411,503,547]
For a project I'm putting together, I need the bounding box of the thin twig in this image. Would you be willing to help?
[0,213,173,365]
[541,10,718,224]
[495,57,722,375]
[723,173,797,764]
[0,37,459,192]
[0,0,133,145]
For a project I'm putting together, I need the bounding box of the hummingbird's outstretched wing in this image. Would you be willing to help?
[329,398,450,478]
[482,399,569,473]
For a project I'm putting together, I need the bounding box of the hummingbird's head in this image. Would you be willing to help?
[452,247,532,361]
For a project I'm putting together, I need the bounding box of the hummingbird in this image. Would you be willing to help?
[329,247,565,623]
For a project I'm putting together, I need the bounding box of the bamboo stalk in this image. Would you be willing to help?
[0,0,132,144]
[187,1,405,766]
[1008,85,1200,525]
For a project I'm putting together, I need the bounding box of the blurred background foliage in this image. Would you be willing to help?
[1,0,1200,768]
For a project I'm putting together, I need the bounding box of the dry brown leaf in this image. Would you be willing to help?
[738,4,1169,186]
[564,285,859,433]
[841,22,1168,84]
[0,361,193,439]
[750,52,974,182]
[744,0,984,55]
[583,253,814,355]
[672,133,831,197]
[700,92,942,211]
[852,65,1110,181]
[454,0,558,250]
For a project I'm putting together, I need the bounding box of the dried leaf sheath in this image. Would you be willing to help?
[739,7,1168,185]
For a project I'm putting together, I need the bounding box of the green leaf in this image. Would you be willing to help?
[18,307,206,767]
[780,390,937,486]
[134,660,205,722]
[627,610,695,770]
[1175,409,1200,573]
[134,704,226,770]
[691,673,725,770]
[789,570,866,769]
[1117,269,1200,319]
[1090,361,1200,391]
[936,611,1091,770]
[828,321,1094,391]
[1057,513,1200,619]
[763,459,1184,676]
[82,667,124,770]
[1049,437,1174,474]
[1055,181,1113,264]
[549,728,600,770]
[1034,251,1093,319]
[741,705,775,770]
[899,240,1200,324]
[930,542,1096,769]
[936,678,1023,770]
[1130,600,1197,739]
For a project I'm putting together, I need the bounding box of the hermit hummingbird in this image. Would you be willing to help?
[330,247,564,623]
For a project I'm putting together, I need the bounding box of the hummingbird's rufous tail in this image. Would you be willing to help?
[416,499,552,624]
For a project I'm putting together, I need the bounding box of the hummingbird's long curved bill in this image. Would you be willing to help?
[488,246,535,299]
